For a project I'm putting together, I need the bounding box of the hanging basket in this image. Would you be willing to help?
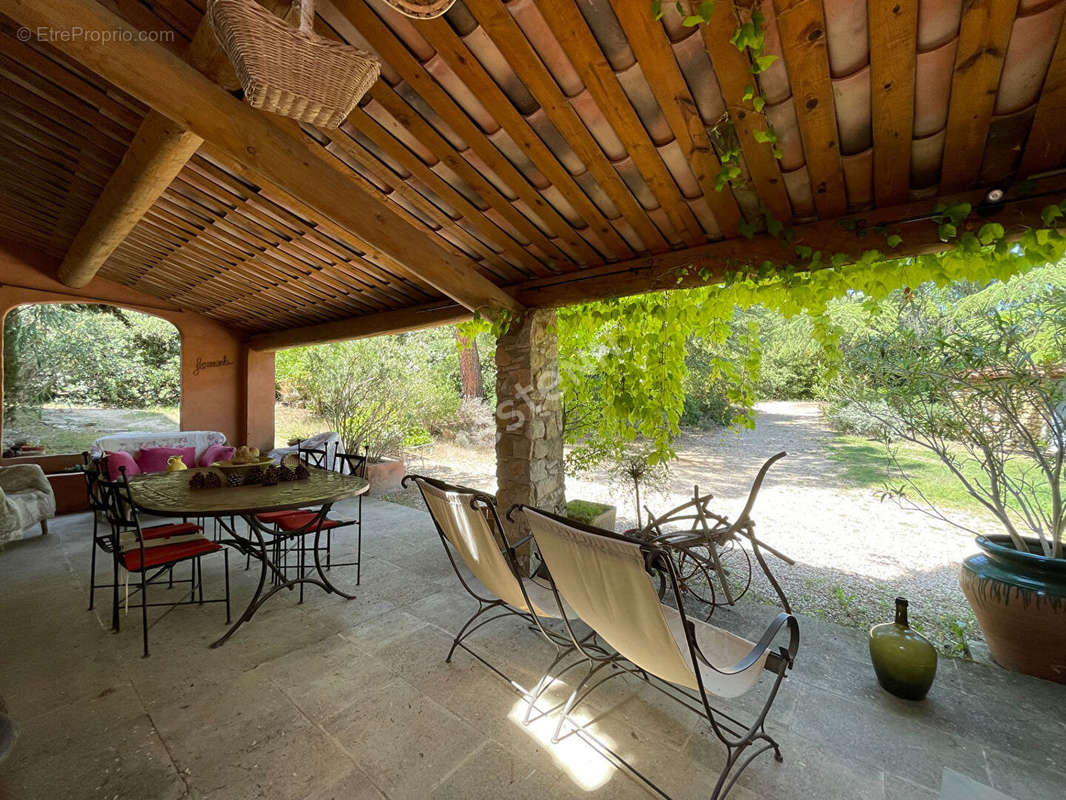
[381,0,456,19]
[207,0,380,128]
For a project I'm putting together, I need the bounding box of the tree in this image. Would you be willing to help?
[454,327,484,399]
[833,275,1066,558]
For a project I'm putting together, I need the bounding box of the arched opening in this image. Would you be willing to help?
[2,302,182,457]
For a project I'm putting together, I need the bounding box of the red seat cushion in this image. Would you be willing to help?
[121,538,222,572]
[142,522,201,540]
[275,511,342,533]
[255,509,306,523]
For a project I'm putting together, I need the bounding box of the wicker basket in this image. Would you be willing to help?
[381,0,456,18]
[207,0,380,128]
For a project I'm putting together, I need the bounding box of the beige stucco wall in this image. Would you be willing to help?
[0,243,274,452]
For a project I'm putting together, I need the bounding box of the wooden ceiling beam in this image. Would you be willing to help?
[699,0,792,223]
[534,0,707,247]
[57,111,202,286]
[867,0,917,206]
[771,0,847,218]
[463,0,669,254]
[610,1,742,238]
[515,178,1066,308]
[414,14,634,260]
[939,0,1019,192]
[331,0,597,267]
[248,302,472,351]
[4,0,523,316]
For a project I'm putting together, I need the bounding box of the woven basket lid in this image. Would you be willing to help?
[380,0,455,19]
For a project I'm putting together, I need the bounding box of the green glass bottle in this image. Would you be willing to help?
[868,597,938,701]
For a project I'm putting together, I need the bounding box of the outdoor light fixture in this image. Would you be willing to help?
[977,187,1007,217]
[382,0,457,18]
[985,188,1005,204]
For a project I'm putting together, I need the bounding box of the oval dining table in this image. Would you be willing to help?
[126,466,369,647]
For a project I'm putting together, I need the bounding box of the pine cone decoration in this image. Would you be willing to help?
[279,465,297,482]
[262,465,279,486]
[204,471,222,489]
[227,472,244,488]
[189,472,206,490]
[244,466,264,485]
[294,464,310,481]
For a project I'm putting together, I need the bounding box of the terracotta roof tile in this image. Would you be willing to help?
[525,107,584,175]
[539,183,581,228]
[841,149,873,210]
[486,127,548,188]
[573,170,618,218]
[646,206,684,246]
[916,0,963,51]
[395,83,464,149]
[995,1,1066,114]
[424,54,498,133]
[658,139,701,199]
[574,0,635,71]
[361,99,438,164]
[766,99,805,172]
[685,196,724,239]
[615,62,674,146]
[614,155,660,211]
[833,66,872,155]
[757,0,792,105]
[824,0,869,77]
[569,89,627,161]
[913,41,956,138]
[782,167,816,219]
[462,25,538,114]
[507,0,583,96]
[911,130,946,190]
[981,107,1036,184]
[671,30,728,126]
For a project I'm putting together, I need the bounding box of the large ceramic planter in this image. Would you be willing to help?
[960,535,1066,683]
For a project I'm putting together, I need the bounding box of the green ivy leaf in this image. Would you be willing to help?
[752,54,778,73]
[1041,205,1063,226]
[752,128,777,144]
[651,0,664,20]
[742,84,755,101]
[698,1,714,20]
[977,223,1005,245]
[939,223,957,242]
[738,220,759,239]
[886,234,903,249]
[752,95,766,112]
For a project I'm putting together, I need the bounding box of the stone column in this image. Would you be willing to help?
[495,309,566,553]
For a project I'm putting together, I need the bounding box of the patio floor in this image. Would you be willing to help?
[1,498,1064,800]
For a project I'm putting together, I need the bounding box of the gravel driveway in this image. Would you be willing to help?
[394,401,986,653]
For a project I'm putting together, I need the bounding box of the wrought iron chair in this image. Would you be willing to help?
[100,467,230,657]
[267,448,368,598]
[402,474,575,667]
[511,504,799,800]
[297,443,329,469]
[84,454,203,611]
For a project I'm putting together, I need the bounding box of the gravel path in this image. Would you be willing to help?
[391,401,987,653]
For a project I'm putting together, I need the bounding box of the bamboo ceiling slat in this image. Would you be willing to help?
[1019,20,1066,175]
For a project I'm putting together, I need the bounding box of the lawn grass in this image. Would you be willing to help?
[827,433,1052,516]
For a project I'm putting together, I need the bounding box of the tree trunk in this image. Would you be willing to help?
[455,327,484,399]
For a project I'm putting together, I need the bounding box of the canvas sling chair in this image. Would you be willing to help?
[512,504,800,800]
[403,475,582,671]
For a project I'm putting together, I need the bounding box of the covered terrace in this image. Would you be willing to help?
[1,0,1065,798]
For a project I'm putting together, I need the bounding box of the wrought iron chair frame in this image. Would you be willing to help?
[100,467,231,657]
[511,503,800,800]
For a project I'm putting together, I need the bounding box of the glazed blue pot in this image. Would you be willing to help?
[960,535,1066,683]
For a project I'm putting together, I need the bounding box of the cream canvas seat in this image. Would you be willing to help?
[513,504,799,800]
[404,475,571,665]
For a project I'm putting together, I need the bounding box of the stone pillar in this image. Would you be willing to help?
[495,309,566,552]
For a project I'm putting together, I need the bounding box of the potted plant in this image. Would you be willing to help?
[565,498,616,530]
[608,448,671,532]
[836,285,1066,681]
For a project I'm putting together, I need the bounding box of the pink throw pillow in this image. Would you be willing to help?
[102,450,141,480]
[200,444,236,467]
[135,446,196,473]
